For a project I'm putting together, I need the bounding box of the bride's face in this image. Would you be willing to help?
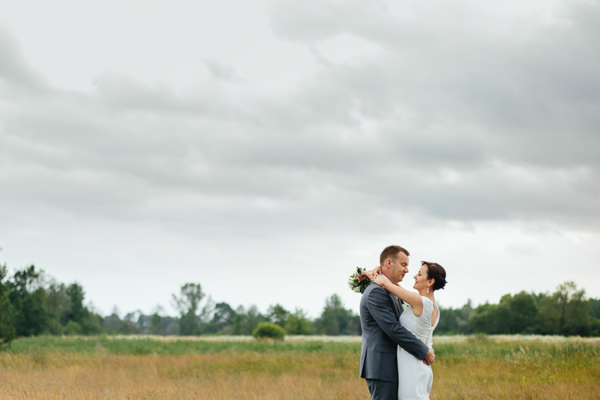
[413,265,432,292]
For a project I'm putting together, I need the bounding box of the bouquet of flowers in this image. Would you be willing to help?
[348,267,371,294]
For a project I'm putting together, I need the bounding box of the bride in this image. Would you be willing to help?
[363,261,447,400]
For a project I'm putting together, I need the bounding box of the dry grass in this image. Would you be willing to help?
[1,336,598,399]
[0,342,366,400]
[432,336,600,399]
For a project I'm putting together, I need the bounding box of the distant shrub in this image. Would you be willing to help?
[252,322,285,341]
[63,321,82,336]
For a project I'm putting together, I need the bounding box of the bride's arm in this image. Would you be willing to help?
[372,275,423,316]
[359,266,382,282]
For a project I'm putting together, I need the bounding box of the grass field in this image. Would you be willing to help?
[1,335,598,399]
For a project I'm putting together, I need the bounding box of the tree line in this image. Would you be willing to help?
[1,262,599,348]
[440,281,600,337]
[0,264,360,346]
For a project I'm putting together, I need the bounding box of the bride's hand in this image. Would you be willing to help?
[357,270,368,283]
[372,274,386,287]
[363,266,382,281]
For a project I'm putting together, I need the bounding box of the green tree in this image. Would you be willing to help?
[55,282,102,335]
[436,300,474,335]
[45,282,69,335]
[206,302,236,334]
[314,294,360,335]
[469,301,513,334]
[121,311,142,334]
[0,263,15,347]
[284,308,314,335]
[505,291,539,333]
[590,298,600,320]
[104,308,123,334]
[590,298,600,336]
[559,282,590,336]
[468,303,497,334]
[267,304,289,328]
[103,308,140,335]
[149,313,163,335]
[8,265,48,336]
[436,306,459,334]
[470,293,540,335]
[537,282,591,336]
[172,283,212,335]
[149,306,165,335]
[536,293,560,334]
[80,307,103,335]
[458,300,474,334]
[233,305,267,335]
[65,283,86,325]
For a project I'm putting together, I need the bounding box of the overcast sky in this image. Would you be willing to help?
[1,0,599,319]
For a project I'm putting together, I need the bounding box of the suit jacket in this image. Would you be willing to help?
[359,282,429,382]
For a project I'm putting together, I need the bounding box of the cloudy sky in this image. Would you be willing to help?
[1,0,599,319]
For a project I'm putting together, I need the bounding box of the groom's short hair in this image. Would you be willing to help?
[380,245,410,265]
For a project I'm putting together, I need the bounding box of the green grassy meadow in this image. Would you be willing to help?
[1,335,598,399]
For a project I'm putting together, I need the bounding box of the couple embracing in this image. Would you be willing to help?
[359,245,447,400]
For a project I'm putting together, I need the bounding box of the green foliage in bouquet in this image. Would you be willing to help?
[348,267,371,294]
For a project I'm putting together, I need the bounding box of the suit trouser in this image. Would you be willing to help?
[366,378,397,400]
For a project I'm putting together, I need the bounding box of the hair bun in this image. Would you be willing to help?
[422,261,447,291]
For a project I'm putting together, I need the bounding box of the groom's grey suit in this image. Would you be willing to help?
[360,282,429,400]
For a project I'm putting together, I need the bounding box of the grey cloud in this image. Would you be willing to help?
[2,1,600,238]
[202,59,238,81]
[267,0,399,44]
[0,29,45,91]
[267,1,600,125]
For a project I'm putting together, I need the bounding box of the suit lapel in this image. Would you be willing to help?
[390,293,402,318]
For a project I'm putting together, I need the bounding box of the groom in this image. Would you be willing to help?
[359,245,435,400]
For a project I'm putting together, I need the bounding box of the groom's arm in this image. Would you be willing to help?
[367,286,429,361]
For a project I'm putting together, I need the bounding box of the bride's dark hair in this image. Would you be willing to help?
[422,261,447,291]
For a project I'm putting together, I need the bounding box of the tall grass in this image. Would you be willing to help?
[1,336,598,399]
[5,335,351,356]
[433,336,600,399]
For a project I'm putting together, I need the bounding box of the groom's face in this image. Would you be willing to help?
[389,252,409,284]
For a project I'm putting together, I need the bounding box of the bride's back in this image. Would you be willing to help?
[399,296,439,347]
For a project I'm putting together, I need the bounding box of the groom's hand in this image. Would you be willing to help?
[423,348,435,365]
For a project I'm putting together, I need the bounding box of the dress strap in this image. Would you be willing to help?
[420,296,434,318]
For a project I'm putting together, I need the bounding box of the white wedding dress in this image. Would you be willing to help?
[397,296,439,400]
